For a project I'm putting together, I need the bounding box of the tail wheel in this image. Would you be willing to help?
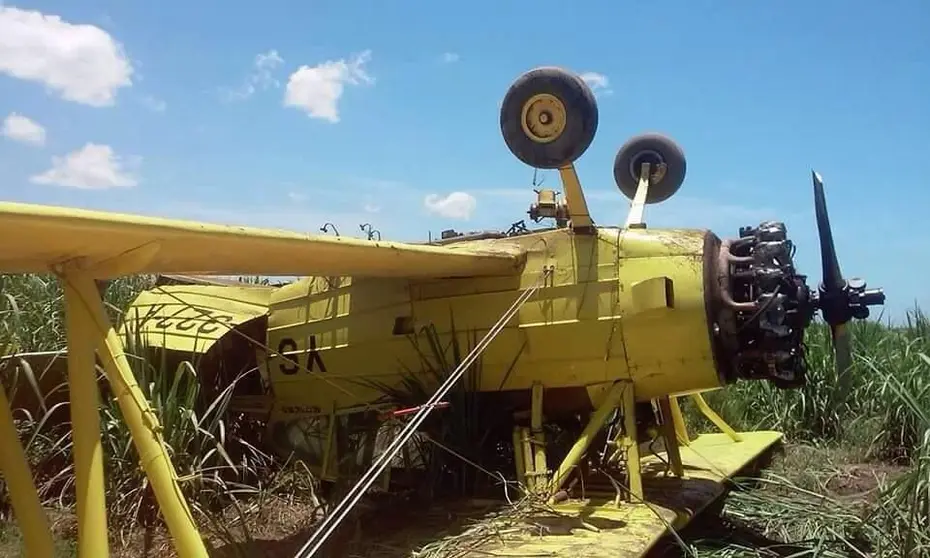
[613,133,687,204]
[500,67,599,169]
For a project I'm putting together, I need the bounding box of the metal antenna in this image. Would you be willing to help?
[320,223,340,236]
[359,223,381,241]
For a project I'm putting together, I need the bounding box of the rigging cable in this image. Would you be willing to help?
[292,266,552,558]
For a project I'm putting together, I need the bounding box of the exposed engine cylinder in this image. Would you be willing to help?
[708,221,817,388]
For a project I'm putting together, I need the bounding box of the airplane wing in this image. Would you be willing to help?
[0,202,525,279]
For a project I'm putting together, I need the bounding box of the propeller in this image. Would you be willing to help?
[811,170,885,388]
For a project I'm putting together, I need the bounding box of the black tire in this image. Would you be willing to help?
[613,133,687,204]
[500,67,598,169]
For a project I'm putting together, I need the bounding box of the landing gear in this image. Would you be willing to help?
[500,67,599,169]
[613,133,687,204]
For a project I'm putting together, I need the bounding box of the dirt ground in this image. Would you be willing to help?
[0,442,909,558]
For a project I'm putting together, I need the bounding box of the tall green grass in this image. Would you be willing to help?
[697,309,930,460]
[684,309,930,557]
[0,273,310,554]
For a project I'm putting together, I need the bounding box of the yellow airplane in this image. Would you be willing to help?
[0,66,884,557]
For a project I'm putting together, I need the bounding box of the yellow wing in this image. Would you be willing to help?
[0,201,525,278]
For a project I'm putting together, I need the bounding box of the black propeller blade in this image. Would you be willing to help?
[811,170,886,382]
[813,171,844,293]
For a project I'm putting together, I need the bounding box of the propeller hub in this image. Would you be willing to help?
[817,279,886,325]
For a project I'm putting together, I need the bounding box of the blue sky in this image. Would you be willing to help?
[0,0,927,322]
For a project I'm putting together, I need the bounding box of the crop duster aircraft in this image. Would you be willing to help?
[0,66,885,557]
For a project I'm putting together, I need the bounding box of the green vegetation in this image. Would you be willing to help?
[680,311,930,557]
[0,273,928,557]
[0,274,320,556]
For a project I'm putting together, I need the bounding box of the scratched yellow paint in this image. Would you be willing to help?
[0,199,724,418]
[261,226,725,474]
[263,226,717,402]
[121,285,271,353]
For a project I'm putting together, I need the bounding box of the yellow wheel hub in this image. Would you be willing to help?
[520,94,567,144]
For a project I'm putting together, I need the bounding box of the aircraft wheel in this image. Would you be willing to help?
[500,67,599,169]
[613,133,687,204]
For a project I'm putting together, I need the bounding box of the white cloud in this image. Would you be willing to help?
[221,49,284,102]
[2,113,46,146]
[424,192,476,220]
[254,50,284,81]
[579,71,612,97]
[139,95,166,112]
[0,6,133,106]
[284,50,373,123]
[440,52,459,64]
[31,143,138,189]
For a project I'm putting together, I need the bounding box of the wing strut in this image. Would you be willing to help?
[63,265,209,556]
[293,267,553,558]
[0,262,211,556]
[0,377,55,556]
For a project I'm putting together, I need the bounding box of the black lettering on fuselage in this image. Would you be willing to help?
[306,335,327,373]
[277,335,327,375]
[136,303,166,329]
[136,304,235,336]
[198,314,234,334]
[278,338,299,375]
[281,405,322,415]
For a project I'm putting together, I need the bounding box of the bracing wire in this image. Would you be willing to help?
[292,267,552,558]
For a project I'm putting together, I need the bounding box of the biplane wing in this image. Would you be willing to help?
[0,202,525,278]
